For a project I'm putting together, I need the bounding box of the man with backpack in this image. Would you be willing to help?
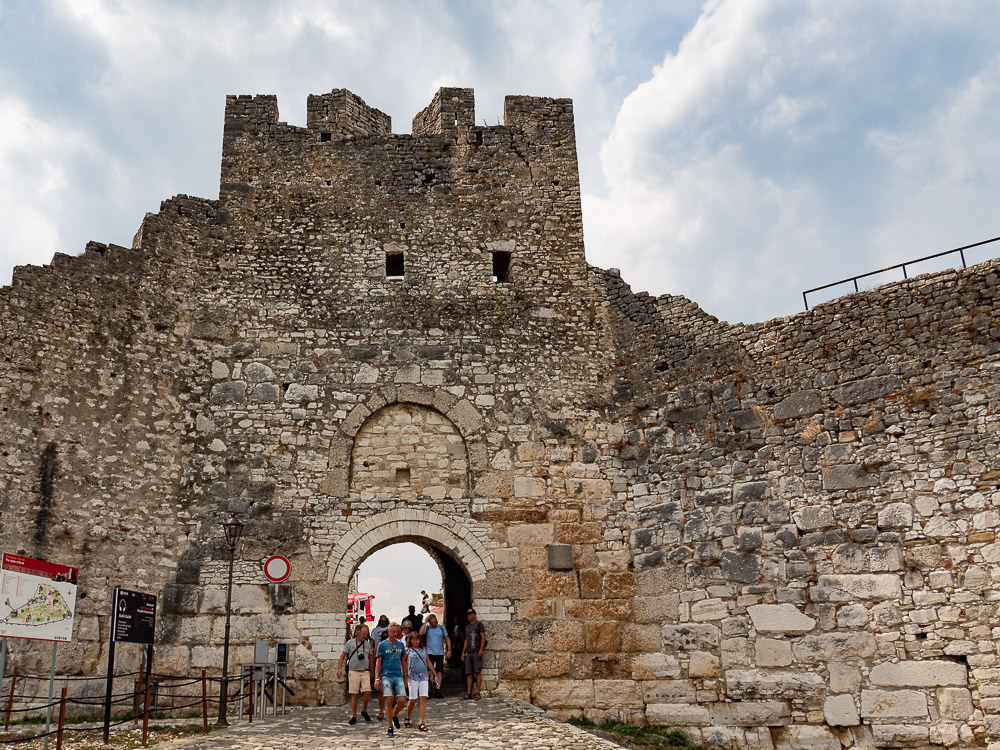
[336,622,374,725]
[419,612,451,698]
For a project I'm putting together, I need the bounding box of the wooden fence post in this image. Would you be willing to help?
[55,687,67,750]
[201,669,208,734]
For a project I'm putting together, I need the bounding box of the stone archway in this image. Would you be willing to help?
[328,508,493,585]
[325,508,495,654]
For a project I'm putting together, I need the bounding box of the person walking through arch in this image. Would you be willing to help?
[407,604,423,632]
[372,614,389,642]
[370,614,390,719]
[335,623,373,725]
[462,608,486,700]
[420,612,450,698]
[402,629,436,731]
[374,622,407,737]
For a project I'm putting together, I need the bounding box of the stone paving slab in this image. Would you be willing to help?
[156,698,621,750]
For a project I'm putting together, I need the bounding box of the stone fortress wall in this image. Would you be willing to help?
[0,86,997,750]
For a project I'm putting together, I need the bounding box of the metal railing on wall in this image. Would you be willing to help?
[802,235,1000,311]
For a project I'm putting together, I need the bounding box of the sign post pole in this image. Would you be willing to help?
[0,637,7,701]
[42,641,57,750]
[103,588,119,744]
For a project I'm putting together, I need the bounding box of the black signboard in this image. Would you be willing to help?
[112,588,156,645]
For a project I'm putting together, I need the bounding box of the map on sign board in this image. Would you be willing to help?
[0,553,78,642]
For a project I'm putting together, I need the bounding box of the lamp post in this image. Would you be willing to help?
[216,512,243,726]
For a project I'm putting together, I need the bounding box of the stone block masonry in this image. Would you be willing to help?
[0,85,998,750]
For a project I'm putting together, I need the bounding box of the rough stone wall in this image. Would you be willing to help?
[0,86,998,749]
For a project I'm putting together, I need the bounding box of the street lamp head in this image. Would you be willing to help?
[222,513,243,551]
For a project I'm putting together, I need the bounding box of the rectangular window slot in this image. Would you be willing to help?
[492,251,512,283]
[386,252,405,279]
[320,132,332,142]
[395,467,411,484]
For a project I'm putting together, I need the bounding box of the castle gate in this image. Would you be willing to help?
[0,85,997,749]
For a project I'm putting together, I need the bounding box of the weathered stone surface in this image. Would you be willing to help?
[726,670,825,699]
[822,464,875,490]
[772,725,841,750]
[755,638,792,667]
[645,703,711,726]
[773,390,821,420]
[937,687,974,720]
[823,694,860,726]
[688,651,720,677]
[709,701,790,726]
[811,574,902,602]
[877,502,914,529]
[832,375,901,406]
[860,689,928,719]
[747,604,816,635]
[720,551,760,583]
[870,724,929,747]
[869,660,968,687]
[662,624,720,651]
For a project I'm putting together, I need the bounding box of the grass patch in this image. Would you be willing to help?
[567,716,710,750]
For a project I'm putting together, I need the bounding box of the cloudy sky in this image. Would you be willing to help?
[1,0,999,324]
[357,543,441,625]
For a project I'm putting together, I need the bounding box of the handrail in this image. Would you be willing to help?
[802,235,1000,310]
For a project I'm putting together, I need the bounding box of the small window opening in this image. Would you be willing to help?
[395,467,411,484]
[492,251,512,283]
[386,252,405,279]
[399,222,406,230]
[320,132,332,142]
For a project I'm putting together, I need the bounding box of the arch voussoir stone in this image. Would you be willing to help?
[329,509,493,585]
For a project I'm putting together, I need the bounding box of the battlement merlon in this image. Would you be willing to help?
[223,87,575,139]
[412,87,475,135]
[307,89,391,137]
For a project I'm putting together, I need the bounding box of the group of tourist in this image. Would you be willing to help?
[336,606,487,736]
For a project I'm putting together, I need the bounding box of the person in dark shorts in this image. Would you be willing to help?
[461,608,486,700]
[420,612,451,698]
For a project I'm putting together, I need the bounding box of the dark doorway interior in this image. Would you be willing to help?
[428,547,472,685]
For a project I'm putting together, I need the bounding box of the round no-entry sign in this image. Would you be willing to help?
[264,555,291,583]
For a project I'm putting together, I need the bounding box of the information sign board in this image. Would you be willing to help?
[112,588,156,644]
[0,553,78,642]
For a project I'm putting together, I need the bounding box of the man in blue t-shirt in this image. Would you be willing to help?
[374,623,407,737]
[419,613,451,699]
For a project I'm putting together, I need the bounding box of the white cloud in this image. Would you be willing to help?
[0,96,111,284]
[357,543,441,624]
[584,0,1000,322]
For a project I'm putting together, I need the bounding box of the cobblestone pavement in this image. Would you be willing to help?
[156,697,621,750]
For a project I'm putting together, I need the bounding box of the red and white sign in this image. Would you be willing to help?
[263,555,290,583]
[0,553,78,642]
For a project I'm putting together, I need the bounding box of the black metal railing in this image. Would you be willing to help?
[802,235,1000,310]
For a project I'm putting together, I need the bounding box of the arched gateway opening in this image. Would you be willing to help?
[325,508,493,665]
[355,541,473,675]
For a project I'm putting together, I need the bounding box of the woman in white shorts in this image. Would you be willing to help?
[402,629,437,731]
